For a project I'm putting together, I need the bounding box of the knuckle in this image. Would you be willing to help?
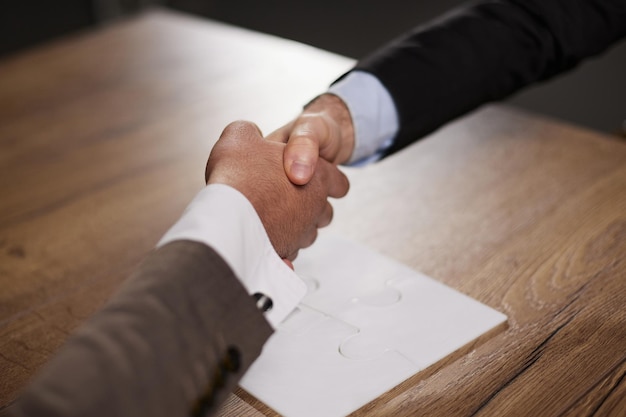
[222,120,261,139]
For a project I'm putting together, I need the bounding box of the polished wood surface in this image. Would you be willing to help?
[1,8,624,417]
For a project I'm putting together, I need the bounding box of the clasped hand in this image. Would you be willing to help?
[205,120,349,261]
[268,93,355,185]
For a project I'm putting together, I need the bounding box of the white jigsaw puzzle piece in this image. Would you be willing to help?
[337,274,506,366]
[240,304,418,417]
[240,234,507,417]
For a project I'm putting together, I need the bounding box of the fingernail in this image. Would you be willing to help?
[291,161,311,181]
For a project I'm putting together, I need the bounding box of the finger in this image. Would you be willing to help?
[317,201,334,229]
[282,258,294,270]
[285,250,299,262]
[284,139,319,185]
[301,228,318,249]
[265,121,294,143]
[318,160,350,198]
[283,116,330,185]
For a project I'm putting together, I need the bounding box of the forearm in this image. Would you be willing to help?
[355,0,626,154]
[10,241,272,417]
[10,120,346,417]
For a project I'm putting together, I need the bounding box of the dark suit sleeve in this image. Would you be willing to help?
[351,0,626,155]
[9,240,272,417]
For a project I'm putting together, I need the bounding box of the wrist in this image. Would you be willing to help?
[157,184,306,328]
[304,93,355,164]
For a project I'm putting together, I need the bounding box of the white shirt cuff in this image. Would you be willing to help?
[328,70,399,164]
[157,184,307,329]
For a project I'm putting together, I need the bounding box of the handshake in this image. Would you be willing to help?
[206,94,355,262]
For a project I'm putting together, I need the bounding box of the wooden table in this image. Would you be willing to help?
[1,9,624,417]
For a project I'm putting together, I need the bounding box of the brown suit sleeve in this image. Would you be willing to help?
[9,240,273,417]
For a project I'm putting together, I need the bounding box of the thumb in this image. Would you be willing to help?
[283,115,332,185]
[284,136,319,185]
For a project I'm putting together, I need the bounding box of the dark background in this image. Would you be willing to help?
[2,0,625,136]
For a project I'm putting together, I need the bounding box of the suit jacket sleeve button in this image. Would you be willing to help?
[223,346,241,373]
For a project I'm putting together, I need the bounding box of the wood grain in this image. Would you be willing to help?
[327,109,626,417]
[1,8,625,417]
[0,8,352,409]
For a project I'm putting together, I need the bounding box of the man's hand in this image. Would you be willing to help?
[268,94,355,185]
[206,121,349,260]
